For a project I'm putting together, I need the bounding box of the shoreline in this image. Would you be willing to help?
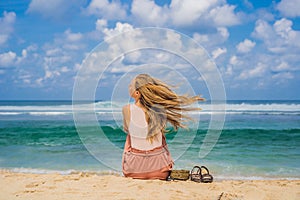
[1,170,299,200]
[1,168,299,181]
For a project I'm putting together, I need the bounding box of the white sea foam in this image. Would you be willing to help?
[0,112,22,115]
[29,112,71,116]
[1,167,123,176]
[0,101,299,116]
[214,175,300,181]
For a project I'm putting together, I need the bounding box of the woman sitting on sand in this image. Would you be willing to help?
[122,74,204,180]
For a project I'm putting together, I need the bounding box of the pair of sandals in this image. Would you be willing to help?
[168,165,213,183]
[190,165,213,183]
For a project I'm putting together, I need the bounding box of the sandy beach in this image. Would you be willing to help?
[0,170,299,200]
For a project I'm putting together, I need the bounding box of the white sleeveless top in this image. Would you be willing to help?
[128,104,162,150]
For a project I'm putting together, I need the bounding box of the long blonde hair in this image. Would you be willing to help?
[133,74,204,141]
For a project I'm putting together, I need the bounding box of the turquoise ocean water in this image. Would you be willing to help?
[0,100,299,180]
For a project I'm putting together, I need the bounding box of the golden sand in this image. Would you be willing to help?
[1,170,299,200]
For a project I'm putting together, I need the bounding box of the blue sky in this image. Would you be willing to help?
[0,0,300,100]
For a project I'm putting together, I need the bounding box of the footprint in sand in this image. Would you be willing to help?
[137,185,144,189]
[54,178,63,182]
[24,189,37,193]
[25,181,45,188]
[219,192,242,200]
[175,190,183,194]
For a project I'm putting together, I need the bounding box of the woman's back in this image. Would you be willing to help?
[129,104,162,150]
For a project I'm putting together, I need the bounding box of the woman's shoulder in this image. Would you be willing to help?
[122,104,131,111]
[122,104,131,115]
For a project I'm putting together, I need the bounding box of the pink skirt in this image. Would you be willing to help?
[122,135,173,180]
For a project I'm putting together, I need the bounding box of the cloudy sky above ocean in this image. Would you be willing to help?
[0,0,299,100]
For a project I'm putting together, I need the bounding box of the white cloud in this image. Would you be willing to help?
[277,0,300,18]
[48,29,85,52]
[170,0,219,26]
[0,45,38,71]
[277,57,300,73]
[129,0,241,28]
[27,0,85,20]
[274,18,300,45]
[96,19,107,31]
[46,48,61,56]
[16,46,36,64]
[74,63,82,71]
[229,55,243,66]
[21,49,27,58]
[0,51,17,67]
[236,39,256,53]
[212,47,227,59]
[243,0,254,9]
[110,64,134,73]
[238,62,267,80]
[131,0,169,26]
[193,27,229,48]
[272,72,294,81]
[229,55,237,65]
[255,9,275,22]
[0,11,16,45]
[121,51,141,64]
[35,64,62,86]
[271,62,293,72]
[26,44,38,52]
[73,22,142,79]
[208,5,241,26]
[77,23,216,91]
[161,31,183,52]
[64,29,83,42]
[103,22,135,39]
[86,0,127,20]
[100,23,149,62]
[252,18,300,53]
[60,66,70,73]
[252,19,274,41]
[274,18,293,38]
[27,0,64,14]
[224,64,233,76]
[87,19,108,41]
[17,28,87,87]
[19,74,32,84]
[218,27,230,39]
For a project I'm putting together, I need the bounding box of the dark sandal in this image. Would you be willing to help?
[190,166,202,182]
[200,166,213,183]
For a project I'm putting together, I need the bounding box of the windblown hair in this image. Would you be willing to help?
[133,74,204,142]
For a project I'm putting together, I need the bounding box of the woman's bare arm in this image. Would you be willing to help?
[122,104,130,133]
